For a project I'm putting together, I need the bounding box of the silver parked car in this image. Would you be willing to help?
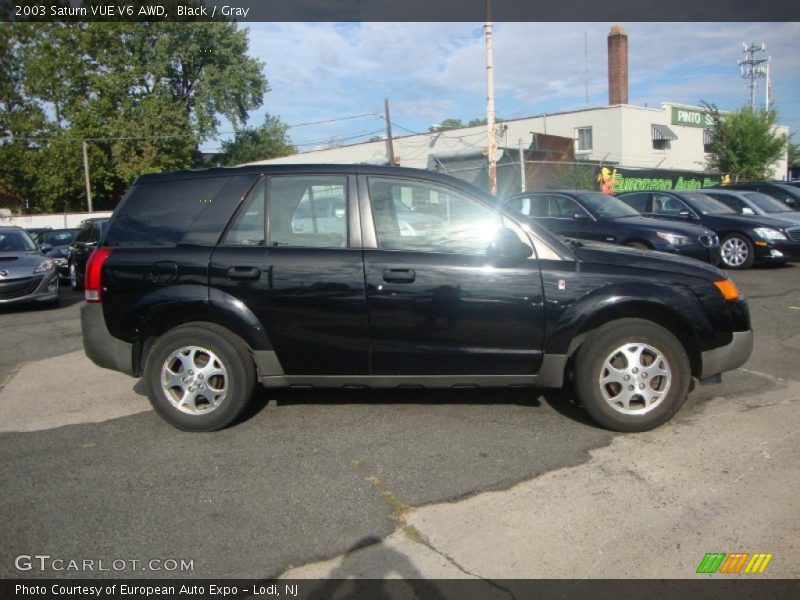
[0,227,60,307]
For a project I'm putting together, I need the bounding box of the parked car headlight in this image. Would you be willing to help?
[53,257,67,266]
[656,232,691,246]
[753,227,787,241]
[33,259,55,273]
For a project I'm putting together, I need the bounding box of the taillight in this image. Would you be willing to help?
[85,247,113,303]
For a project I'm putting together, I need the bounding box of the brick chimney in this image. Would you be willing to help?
[608,25,628,105]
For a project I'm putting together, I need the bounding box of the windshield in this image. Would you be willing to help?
[0,230,37,252]
[743,192,792,214]
[42,229,78,246]
[577,192,641,219]
[683,193,735,215]
[770,183,800,199]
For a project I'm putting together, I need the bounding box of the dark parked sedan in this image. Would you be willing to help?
[618,190,800,269]
[0,226,59,307]
[67,218,109,290]
[702,189,800,226]
[502,190,720,263]
[723,182,800,209]
[39,228,78,279]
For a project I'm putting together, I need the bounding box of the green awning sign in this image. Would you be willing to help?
[671,107,713,128]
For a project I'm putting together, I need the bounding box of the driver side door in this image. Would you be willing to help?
[361,175,545,375]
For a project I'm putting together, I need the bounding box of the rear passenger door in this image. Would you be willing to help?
[209,174,370,375]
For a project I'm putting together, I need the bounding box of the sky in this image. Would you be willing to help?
[203,21,800,152]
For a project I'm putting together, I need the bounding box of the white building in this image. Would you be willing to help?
[252,26,789,181]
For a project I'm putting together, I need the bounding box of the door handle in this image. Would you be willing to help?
[227,266,261,281]
[382,268,416,283]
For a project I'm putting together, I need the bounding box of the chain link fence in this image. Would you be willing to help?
[431,159,603,198]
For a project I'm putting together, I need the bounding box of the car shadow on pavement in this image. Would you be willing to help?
[241,384,602,430]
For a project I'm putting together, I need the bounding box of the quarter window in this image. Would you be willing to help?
[368,177,502,255]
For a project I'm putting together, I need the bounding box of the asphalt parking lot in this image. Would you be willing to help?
[1,264,799,579]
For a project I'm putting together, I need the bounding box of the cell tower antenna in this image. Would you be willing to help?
[739,42,770,108]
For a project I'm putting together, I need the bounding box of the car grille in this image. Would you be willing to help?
[699,234,719,248]
[0,276,42,300]
[787,228,800,242]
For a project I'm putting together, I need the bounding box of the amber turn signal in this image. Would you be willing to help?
[714,279,741,301]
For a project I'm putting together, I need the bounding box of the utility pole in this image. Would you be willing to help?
[584,32,589,105]
[518,138,526,193]
[739,42,770,109]
[484,0,497,195]
[82,140,93,212]
[384,98,396,165]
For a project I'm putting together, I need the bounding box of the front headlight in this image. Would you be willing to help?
[33,259,55,273]
[53,257,67,266]
[754,227,787,241]
[656,231,691,246]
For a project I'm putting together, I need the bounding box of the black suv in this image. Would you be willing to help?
[502,190,720,263]
[617,190,800,269]
[68,217,109,290]
[82,165,752,433]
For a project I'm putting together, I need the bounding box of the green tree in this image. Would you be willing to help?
[703,103,788,181]
[428,118,464,132]
[789,140,800,169]
[221,115,296,165]
[1,17,268,212]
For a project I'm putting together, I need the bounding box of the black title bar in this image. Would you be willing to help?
[6,0,800,22]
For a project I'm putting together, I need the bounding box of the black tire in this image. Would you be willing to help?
[68,261,83,291]
[625,241,650,250]
[573,318,691,432]
[144,322,256,432]
[720,233,755,270]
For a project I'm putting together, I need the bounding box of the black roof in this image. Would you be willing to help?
[134,163,469,187]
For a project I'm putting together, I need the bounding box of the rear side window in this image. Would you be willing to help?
[620,193,649,212]
[105,175,258,247]
[268,175,348,248]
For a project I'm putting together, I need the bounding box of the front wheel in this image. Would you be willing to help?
[144,323,256,431]
[68,262,82,291]
[720,234,754,270]
[573,319,691,432]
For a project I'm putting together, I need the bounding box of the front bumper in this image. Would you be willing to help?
[0,271,59,305]
[754,239,800,263]
[700,330,754,379]
[81,302,135,376]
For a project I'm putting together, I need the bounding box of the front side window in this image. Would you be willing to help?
[369,177,501,255]
[545,195,584,219]
[268,175,348,248]
[619,193,650,213]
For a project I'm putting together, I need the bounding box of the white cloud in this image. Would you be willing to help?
[233,21,800,148]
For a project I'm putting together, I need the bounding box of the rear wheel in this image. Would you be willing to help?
[720,234,754,270]
[574,319,691,432]
[144,323,256,431]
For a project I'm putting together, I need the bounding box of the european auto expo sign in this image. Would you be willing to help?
[598,167,725,194]
[671,106,713,128]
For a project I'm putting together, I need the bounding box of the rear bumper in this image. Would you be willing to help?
[81,302,135,376]
[700,330,754,379]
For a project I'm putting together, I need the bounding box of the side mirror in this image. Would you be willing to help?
[40,243,53,253]
[488,228,534,262]
[741,207,756,215]
[678,210,692,218]
[573,212,589,220]
[785,198,797,208]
